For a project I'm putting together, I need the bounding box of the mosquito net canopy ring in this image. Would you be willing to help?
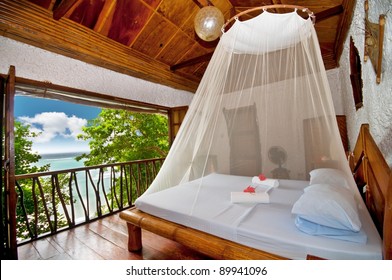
[143,5,352,195]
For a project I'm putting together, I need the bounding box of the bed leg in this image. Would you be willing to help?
[126,222,142,251]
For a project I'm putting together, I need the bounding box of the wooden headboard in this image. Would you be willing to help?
[349,124,392,259]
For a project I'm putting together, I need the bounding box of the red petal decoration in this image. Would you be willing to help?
[244,186,256,193]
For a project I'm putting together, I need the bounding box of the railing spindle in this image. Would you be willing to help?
[85,170,90,219]
[53,174,72,227]
[35,178,54,234]
[72,171,89,222]
[51,176,57,232]
[31,178,38,238]
[100,167,111,215]
[68,173,75,226]
[119,165,124,209]
[15,181,33,240]
[96,168,103,217]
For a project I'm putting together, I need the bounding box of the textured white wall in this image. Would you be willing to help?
[0,36,194,108]
[338,0,392,166]
[326,68,345,115]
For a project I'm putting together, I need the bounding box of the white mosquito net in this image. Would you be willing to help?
[141,8,355,197]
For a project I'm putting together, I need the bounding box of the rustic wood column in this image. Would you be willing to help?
[126,223,142,252]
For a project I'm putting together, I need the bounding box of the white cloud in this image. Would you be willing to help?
[18,112,87,143]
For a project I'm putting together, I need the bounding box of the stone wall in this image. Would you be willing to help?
[338,0,392,166]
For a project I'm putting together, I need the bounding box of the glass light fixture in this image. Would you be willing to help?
[194,6,224,42]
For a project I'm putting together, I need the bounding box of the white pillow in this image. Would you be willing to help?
[304,183,347,193]
[309,168,350,189]
[292,183,361,232]
[294,216,367,243]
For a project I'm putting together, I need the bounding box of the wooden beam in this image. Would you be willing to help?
[385,174,392,259]
[270,0,283,13]
[170,52,213,71]
[4,65,17,259]
[314,5,344,22]
[93,0,117,33]
[52,0,79,20]
[192,0,209,9]
[334,0,357,67]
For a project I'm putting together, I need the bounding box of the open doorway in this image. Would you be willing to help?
[2,71,186,258]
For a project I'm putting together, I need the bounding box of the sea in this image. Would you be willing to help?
[36,152,86,171]
[35,152,111,221]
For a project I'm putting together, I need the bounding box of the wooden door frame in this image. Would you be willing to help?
[167,106,188,146]
[1,65,17,259]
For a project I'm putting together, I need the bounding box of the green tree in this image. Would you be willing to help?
[14,121,49,175]
[76,109,169,165]
[75,109,169,209]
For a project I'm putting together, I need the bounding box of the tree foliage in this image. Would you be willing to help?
[76,109,169,165]
[14,121,49,175]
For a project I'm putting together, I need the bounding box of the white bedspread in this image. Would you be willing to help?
[135,173,382,259]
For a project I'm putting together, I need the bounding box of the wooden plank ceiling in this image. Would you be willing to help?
[0,0,355,93]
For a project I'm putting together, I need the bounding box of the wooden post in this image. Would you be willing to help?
[126,223,142,251]
[384,174,392,259]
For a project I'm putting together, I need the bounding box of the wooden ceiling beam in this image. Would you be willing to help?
[170,52,213,71]
[52,0,79,20]
[314,5,344,22]
[334,0,356,67]
[192,0,210,9]
[270,0,283,13]
[93,0,117,33]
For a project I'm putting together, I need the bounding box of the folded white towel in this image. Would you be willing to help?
[231,192,270,204]
[251,177,279,188]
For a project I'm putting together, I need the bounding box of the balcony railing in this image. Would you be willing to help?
[15,158,164,245]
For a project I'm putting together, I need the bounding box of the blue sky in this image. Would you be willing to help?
[15,95,101,154]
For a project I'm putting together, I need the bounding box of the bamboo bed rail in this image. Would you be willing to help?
[120,208,286,260]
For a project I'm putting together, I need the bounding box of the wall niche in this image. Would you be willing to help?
[349,36,363,110]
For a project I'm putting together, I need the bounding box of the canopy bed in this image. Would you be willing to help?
[119,5,392,260]
[121,124,391,260]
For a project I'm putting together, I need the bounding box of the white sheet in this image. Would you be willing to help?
[135,173,382,259]
[230,191,270,203]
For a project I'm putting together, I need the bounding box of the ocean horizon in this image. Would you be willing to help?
[36,151,87,171]
[39,151,87,159]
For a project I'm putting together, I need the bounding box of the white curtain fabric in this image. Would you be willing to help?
[142,10,353,196]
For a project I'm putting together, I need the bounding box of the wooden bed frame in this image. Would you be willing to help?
[348,124,391,259]
[119,124,392,259]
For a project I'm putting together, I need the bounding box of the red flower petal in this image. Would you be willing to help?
[258,173,266,181]
[244,186,256,193]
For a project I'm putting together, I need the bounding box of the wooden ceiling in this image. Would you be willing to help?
[0,0,355,93]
